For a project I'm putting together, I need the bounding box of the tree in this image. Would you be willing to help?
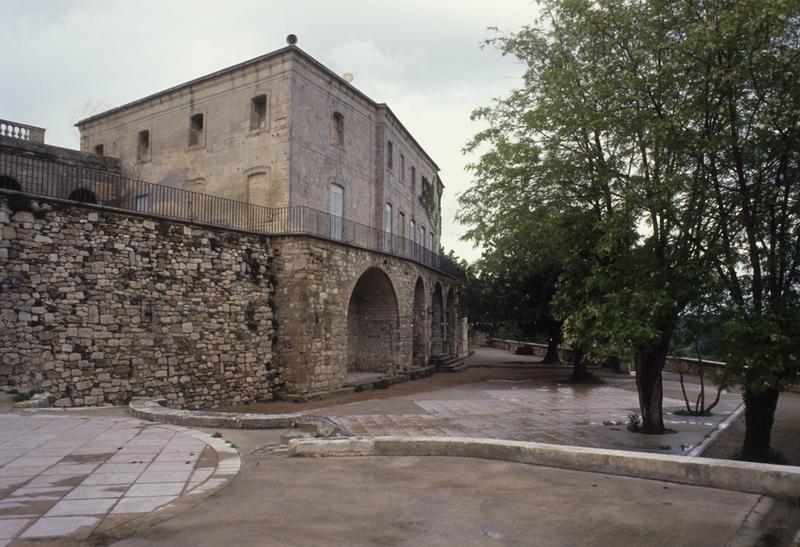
[680,0,800,461]
[461,0,715,433]
[462,0,799,455]
[454,209,566,363]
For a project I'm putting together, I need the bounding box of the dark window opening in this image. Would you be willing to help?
[250,95,267,130]
[0,175,21,191]
[141,301,153,324]
[411,166,416,193]
[400,154,405,182]
[94,144,104,156]
[189,113,204,147]
[137,130,150,161]
[68,188,97,204]
[332,111,345,146]
[387,140,393,170]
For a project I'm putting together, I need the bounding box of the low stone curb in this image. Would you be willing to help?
[287,436,800,500]
[129,397,343,436]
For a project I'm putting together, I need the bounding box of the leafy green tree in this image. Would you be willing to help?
[461,0,715,433]
[680,0,800,461]
[461,0,799,455]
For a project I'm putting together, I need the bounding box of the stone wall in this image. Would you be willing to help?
[271,235,461,398]
[1,137,122,202]
[76,47,443,251]
[0,194,279,409]
[77,52,292,208]
[489,339,577,362]
[662,356,726,377]
[1,136,121,173]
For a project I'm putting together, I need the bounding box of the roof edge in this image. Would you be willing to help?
[74,44,440,172]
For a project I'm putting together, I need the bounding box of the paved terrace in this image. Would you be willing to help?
[225,347,744,456]
[0,414,237,544]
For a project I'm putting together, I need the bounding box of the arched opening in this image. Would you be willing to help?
[346,267,399,375]
[430,283,444,356]
[0,175,21,191]
[412,277,426,367]
[445,287,457,355]
[68,188,97,204]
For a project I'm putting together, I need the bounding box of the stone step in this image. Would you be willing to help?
[436,362,467,373]
[430,354,467,373]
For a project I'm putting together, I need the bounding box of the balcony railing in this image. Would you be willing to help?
[0,150,463,278]
[0,120,46,144]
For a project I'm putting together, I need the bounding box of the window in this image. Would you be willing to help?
[250,95,267,131]
[189,113,204,147]
[387,141,393,170]
[410,219,416,243]
[384,202,393,252]
[429,232,434,251]
[400,154,405,182]
[330,183,344,240]
[420,225,426,249]
[399,212,405,239]
[93,144,104,156]
[411,166,416,193]
[137,130,150,162]
[135,194,149,213]
[332,111,345,146]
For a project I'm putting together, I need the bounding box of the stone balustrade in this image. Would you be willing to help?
[0,119,46,143]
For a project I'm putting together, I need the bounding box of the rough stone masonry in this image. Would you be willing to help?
[0,195,279,409]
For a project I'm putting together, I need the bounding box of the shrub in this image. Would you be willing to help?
[626,413,642,433]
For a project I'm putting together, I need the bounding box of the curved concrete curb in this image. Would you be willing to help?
[288,436,800,500]
[129,397,343,436]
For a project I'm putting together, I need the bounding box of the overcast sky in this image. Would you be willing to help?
[2,0,538,262]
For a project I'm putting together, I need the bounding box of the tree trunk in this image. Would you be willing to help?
[541,321,561,364]
[569,349,593,382]
[633,332,671,434]
[740,388,780,462]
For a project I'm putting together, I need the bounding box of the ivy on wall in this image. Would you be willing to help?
[418,178,441,237]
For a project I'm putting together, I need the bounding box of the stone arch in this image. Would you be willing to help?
[430,282,444,356]
[68,187,97,204]
[412,277,426,367]
[0,175,21,191]
[445,287,457,355]
[346,267,400,374]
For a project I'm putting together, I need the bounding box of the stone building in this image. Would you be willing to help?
[75,38,445,254]
[0,39,464,409]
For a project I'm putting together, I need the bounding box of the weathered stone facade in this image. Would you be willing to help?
[271,236,460,397]
[75,44,444,252]
[0,195,279,409]
[2,43,465,409]
[1,192,463,407]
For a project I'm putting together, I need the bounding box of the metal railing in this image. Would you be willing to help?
[0,119,46,144]
[0,150,462,278]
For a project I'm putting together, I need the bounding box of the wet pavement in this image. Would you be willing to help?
[0,415,236,544]
[298,348,743,456]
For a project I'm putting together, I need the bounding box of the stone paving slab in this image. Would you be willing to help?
[0,414,239,544]
[326,376,743,455]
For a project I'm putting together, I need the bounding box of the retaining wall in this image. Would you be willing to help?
[0,194,279,409]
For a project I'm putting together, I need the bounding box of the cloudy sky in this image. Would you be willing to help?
[3,0,538,261]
